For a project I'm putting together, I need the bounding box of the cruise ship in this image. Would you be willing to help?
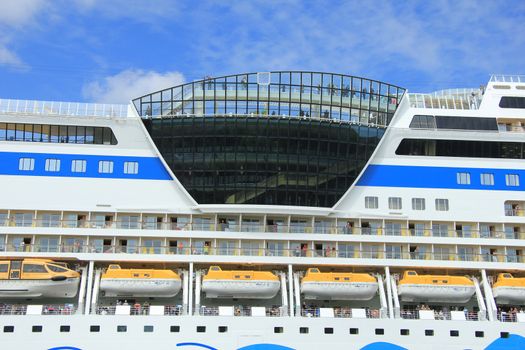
[0,71,524,350]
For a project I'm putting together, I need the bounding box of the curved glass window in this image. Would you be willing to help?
[136,72,405,207]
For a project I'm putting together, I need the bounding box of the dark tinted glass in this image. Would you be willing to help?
[500,96,525,109]
[396,139,525,159]
[435,116,497,130]
[144,116,385,207]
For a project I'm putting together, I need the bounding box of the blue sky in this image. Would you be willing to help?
[0,0,524,103]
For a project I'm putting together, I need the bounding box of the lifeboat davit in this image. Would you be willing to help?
[492,273,525,304]
[397,271,475,303]
[202,266,280,299]
[100,265,181,297]
[301,268,378,300]
[0,259,80,298]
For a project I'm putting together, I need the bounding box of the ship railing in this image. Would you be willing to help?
[490,75,525,83]
[2,218,525,241]
[94,305,183,316]
[199,305,284,317]
[400,310,481,321]
[408,92,481,110]
[301,307,381,319]
[497,311,525,322]
[0,304,75,315]
[0,99,128,118]
[2,243,523,263]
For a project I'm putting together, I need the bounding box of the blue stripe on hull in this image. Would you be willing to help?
[356,164,525,191]
[0,151,172,180]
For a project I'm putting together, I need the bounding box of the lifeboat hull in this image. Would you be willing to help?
[493,286,525,304]
[301,281,378,300]
[398,284,475,303]
[0,278,80,298]
[100,278,181,297]
[202,280,280,299]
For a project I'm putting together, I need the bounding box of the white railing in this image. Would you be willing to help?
[408,90,482,110]
[490,75,525,83]
[0,99,129,118]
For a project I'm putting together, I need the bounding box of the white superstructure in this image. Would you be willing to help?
[1,73,525,350]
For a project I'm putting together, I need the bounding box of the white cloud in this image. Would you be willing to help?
[82,69,185,103]
[0,0,47,27]
[0,43,22,66]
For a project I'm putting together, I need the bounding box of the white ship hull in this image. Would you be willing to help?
[493,286,525,304]
[301,281,378,300]
[202,280,280,299]
[99,278,181,297]
[397,284,475,303]
[0,278,79,298]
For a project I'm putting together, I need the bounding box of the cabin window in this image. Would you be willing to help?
[344,277,350,281]
[499,96,525,108]
[170,326,180,333]
[349,328,359,334]
[388,197,402,210]
[375,328,384,335]
[435,199,449,211]
[300,327,309,334]
[19,158,35,171]
[90,325,100,332]
[456,172,471,185]
[0,264,8,273]
[311,268,319,273]
[32,325,42,333]
[503,273,512,278]
[245,275,251,279]
[443,280,448,284]
[480,173,494,186]
[47,265,68,273]
[235,275,240,279]
[23,264,47,273]
[60,325,70,332]
[274,327,283,334]
[412,198,426,210]
[211,267,220,271]
[325,327,334,334]
[432,280,438,283]
[124,161,139,175]
[475,331,484,338]
[425,329,434,336]
[98,161,114,174]
[365,196,379,209]
[501,332,509,338]
[45,159,61,172]
[197,326,206,333]
[407,271,417,276]
[71,160,87,173]
[3,326,14,333]
[401,329,409,336]
[506,174,520,187]
[144,325,154,333]
[218,326,228,333]
[335,277,340,281]
[450,330,459,337]
[117,325,127,332]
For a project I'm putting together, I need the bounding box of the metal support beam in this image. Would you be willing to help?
[90,269,102,313]
[287,264,294,317]
[280,272,288,316]
[472,277,487,321]
[385,267,394,319]
[481,270,497,321]
[83,261,95,315]
[390,275,401,319]
[377,274,388,319]
[188,263,194,316]
[182,270,189,315]
[76,267,87,315]
[293,272,301,317]
[194,270,201,315]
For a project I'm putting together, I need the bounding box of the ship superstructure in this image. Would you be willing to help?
[0,72,525,349]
